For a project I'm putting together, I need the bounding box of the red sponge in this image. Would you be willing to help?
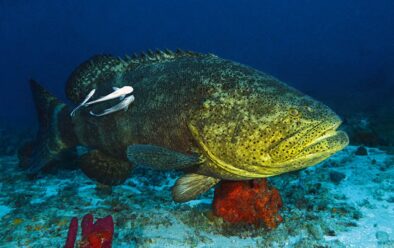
[213,179,283,228]
[65,214,114,248]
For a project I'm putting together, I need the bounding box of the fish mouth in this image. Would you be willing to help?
[262,114,349,174]
[306,120,342,147]
[298,119,349,159]
[266,119,349,172]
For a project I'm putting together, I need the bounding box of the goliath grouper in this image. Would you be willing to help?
[19,50,349,202]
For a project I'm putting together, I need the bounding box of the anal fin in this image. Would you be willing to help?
[172,173,220,202]
[79,150,133,185]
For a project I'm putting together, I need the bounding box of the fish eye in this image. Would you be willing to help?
[289,108,299,116]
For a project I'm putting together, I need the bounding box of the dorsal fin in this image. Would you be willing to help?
[124,49,208,67]
[66,50,213,103]
[65,55,127,103]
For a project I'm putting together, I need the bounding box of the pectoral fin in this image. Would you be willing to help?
[126,144,202,170]
[172,173,220,202]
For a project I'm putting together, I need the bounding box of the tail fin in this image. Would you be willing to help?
[18,80,78,174]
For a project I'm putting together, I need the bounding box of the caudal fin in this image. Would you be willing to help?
[18,80,77,174]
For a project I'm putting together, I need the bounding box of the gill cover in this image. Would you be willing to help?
[188,122,273,179]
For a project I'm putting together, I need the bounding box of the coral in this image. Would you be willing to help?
[80,214,114,248]
[329,171,346,185]
[355,146,368,156]
[212,179,283,228]
[65,214,114,248]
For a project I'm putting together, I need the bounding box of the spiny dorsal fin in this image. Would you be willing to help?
[147,49,154,57]
[66,50,214,103]
[122,49,208,71]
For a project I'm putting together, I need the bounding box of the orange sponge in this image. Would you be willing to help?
[213,179,283,228]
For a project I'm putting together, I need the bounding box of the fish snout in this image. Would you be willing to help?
[267,110,345,163]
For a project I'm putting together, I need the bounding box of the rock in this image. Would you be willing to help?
[352,210,363,220]
[294,238,315,248]
[329,171,346,184]
[376,231,389,243]
[380,240,394,248]
[307,223,324,240]
[326,229,336,236]
[355,146,368,156]
[327,240,346,248]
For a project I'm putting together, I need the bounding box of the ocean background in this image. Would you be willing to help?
[1,0,394,132]
[0,1,393,247]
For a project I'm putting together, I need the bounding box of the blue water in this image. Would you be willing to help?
[1,0,393,124]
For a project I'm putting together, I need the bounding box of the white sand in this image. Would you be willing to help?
[0,146,392,247]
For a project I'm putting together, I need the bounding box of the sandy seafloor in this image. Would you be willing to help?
[0,146,393,248]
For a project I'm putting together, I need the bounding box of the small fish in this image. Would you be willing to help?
[85,86,133,106]
[70,89,96,117]
[89,95,135,117]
